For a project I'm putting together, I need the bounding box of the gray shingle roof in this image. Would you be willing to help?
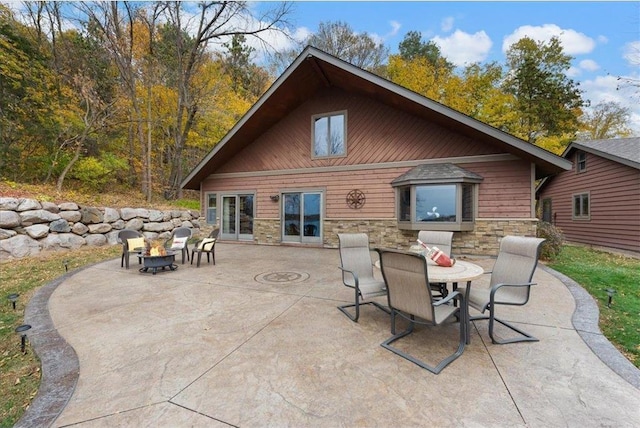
[571,137,640,169]
[391,163,484,186]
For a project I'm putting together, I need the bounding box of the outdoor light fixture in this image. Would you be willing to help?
[605,288,617,308]
[7,293,19,310]
[63,260,69,272]
[270,194,280,202]
[15,324,32,354]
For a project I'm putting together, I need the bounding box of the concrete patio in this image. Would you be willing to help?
[19,243,640,427]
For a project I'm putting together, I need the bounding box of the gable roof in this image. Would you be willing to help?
[182,46,571,190]
[566,138,640,170]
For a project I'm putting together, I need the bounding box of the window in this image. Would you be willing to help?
[572,192,590,220]
[576,151,587,173]
[206,193,217,224]
[541,198,552,223]
[312,112,346,158]
[393,164,483,231]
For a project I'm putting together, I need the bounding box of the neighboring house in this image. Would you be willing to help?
[536,137,640,254]
[181,47,571,256]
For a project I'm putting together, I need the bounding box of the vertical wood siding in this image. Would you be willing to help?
[538,151,640,252]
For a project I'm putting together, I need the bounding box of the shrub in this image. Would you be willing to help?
[537,221,564,261]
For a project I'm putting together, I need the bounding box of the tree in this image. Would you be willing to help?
[270,20,389,75]
[222,34,271,100]
[398,30,453,72]
[161,1,291,199]
[578,101,632,140]
[503,36,585,144]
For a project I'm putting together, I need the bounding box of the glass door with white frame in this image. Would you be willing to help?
[221,194,254,240]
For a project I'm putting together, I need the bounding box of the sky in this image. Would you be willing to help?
[3,0,639,134]
[255,1,640,135]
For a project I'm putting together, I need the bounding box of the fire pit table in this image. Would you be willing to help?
[137,251,178,275]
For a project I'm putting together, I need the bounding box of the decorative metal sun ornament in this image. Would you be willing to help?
[346,189,366,209]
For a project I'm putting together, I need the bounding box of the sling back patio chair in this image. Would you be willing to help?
[460,235,545,344]
[191,228,219,267]
[164,226,192,264]
[337,233,389,322]
[417,230,454,299]
[117,229,144,269]
[376,248,466,374]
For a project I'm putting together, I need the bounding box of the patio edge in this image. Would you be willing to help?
[541,264,640,390]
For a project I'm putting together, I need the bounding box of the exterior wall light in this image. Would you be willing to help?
[270,195,280,202]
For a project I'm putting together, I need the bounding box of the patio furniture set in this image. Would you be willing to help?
[117,228,219,274]
[337,232,545,374]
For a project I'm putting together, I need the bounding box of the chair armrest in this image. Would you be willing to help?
[489,282,537,303]
[433,290,462,307]
[338,266,360,286]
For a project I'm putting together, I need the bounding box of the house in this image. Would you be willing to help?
[181,46,571,256]
[536,137,640,254]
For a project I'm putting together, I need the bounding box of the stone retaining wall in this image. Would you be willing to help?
[0,197,203,261]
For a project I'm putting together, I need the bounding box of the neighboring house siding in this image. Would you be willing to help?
[539,151,640,253]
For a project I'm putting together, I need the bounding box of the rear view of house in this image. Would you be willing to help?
[537,138,640,254]
[182,47,571,256]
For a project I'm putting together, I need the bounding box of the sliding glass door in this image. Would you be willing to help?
[282,191,322,243]
[221,193,254,241]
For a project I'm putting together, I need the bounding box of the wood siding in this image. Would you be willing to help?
[538,151,640,253]
[204,159,532,220]
[216,87,501,174]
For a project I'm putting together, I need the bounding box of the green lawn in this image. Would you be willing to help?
[547,245,640,368]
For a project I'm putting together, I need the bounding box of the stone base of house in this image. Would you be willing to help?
[252,217,538,257]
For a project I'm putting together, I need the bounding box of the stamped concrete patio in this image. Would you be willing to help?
[19,243,640,427]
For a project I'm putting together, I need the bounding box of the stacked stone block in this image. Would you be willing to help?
[0,197,202,261]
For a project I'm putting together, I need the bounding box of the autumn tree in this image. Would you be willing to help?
[161,1,291,199]
[578,101,632,140]
[503,36,585,144]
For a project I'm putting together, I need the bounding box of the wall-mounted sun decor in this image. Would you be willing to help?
[346,189,366,209]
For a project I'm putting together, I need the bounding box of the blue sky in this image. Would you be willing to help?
[262,1,640,134]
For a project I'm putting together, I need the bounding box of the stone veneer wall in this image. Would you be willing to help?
[0,197,203,261]
[253,217,538,257]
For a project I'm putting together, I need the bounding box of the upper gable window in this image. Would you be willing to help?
[312,112,346,158]
[576,151,587,173]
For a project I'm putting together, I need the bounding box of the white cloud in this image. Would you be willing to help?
[388,20,402,37]
[623,40,640,66]
[581,74,640,134]
[502,24,595,56]
[567,66,581,78]
[579,59,600,72]
[432,30,492,67]
[441,17,454,33]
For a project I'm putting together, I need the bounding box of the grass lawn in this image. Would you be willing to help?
[547,245,640,368]
[0,246,120,428]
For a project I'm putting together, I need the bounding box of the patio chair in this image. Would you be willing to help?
[337,233,390,322]
[191,228,219,267]
[418,231,454,299]
[460,235,545,344]
[164,226,192,264]
[376,248,466,374]
[117,229,144,269]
